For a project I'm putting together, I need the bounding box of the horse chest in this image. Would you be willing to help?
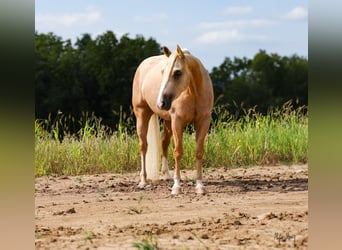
[170,92,196,122]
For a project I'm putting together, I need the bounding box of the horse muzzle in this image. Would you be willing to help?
[157,94,173,111]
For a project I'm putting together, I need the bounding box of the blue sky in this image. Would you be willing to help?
[35,0,308,70]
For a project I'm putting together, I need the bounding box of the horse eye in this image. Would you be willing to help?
[173,70,182,79]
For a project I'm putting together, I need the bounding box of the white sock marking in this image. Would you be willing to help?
[172,178,181,190]
[196,180,204,189]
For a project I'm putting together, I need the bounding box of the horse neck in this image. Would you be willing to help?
[186,55,214,115]
[187,55,205,97]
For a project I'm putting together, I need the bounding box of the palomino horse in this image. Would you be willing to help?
[132,45,213,194]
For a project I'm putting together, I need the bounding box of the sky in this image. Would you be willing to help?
[35,0,308,70]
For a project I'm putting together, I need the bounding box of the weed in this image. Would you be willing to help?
[83,231,95,243]
[138,194,144,204]
[76,176,83,184]
[128,195,144,214]
[132,234,159,250]
[190,231,209,250]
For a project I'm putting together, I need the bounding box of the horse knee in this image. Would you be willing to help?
[173,148,183,160]
[196,149,204,160]
[139,141,147,153]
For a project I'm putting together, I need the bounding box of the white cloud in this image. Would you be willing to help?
[197,29,240,44]
[196,18,273,45]
[35,7,101,29]
[224,6,253,15]
[284,7,307,20]
[198,19,274,30]
[196,29,267,44]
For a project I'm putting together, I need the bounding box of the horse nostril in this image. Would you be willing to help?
[157,100,165,109]
[157,94,173,110]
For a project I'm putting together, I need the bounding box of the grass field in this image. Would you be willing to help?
[35,102,307,176]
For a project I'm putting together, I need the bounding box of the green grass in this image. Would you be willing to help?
[194,102,307,168]
[132,234,159,250]
[35,102,307,176]
[35,113,139,176]
[83,231,95,243]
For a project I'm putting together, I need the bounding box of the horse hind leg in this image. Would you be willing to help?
[135,108,152,189]
[161,120,172,180]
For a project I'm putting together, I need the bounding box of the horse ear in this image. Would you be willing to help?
[176,44,185,59]
[163,46,171,57]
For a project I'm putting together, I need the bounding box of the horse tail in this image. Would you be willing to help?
[145,114,161,180]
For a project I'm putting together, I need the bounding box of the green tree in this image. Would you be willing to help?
[35,32,68,117]
[35,31,161,132]
[210,50,307,115]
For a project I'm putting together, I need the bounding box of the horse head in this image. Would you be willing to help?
[157,45,191,111]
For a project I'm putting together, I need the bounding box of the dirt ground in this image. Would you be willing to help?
[35,164,308,249]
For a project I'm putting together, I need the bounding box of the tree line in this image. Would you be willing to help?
[211,50,307,116]
[35,31,307,132]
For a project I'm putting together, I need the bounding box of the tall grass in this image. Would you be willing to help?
[35,113,139,176]
[193,102,307,169]
[35,102,307,176]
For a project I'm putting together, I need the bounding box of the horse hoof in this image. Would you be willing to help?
[195,186,206,194]
[137,182,146,189]
[171,187,181,195]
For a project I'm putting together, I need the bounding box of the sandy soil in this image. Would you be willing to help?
[35,164,308,249]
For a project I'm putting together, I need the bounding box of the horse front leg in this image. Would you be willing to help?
[194,116,211,194]
[171,117,184,195]
[135,109,152,189]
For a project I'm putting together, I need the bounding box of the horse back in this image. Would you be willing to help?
[132,55,164,108]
